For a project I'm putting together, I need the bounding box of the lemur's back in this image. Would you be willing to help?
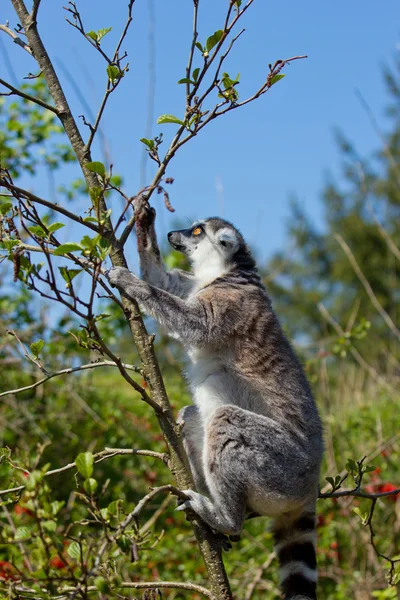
[189,271,322,441]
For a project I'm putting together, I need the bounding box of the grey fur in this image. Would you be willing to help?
[107,210,323,600]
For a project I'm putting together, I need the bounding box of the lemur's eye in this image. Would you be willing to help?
[192,226,202,236]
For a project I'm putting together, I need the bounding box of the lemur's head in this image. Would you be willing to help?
[167,218,256,279]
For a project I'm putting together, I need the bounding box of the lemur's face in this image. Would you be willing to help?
[167,218,240,269]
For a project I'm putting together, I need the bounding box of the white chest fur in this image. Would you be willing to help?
[186,351,228,424]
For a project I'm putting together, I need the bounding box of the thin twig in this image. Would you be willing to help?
[0,447,169,497]
[0,77,58,112]
[368,202,400,262]
[0,179,100,233]
[335,233,400,339]
[317,302,395,392]
[0,23,33,54]
[0,360,142,398]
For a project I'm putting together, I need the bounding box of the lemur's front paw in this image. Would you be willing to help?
[135,197,156,227]
[106,267,137,289]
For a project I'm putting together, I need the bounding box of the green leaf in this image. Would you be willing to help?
[75,452,94,479]
[177,77,194,85]
[59,267,82,286]
[269,73,286,86]
[89,186,103,206]
[50,501,65,516]
[1,238,20,251]
[47,222,65,234]
[30,339,44,358]
[28,225,46,238]
[67,541,81,560]
[195,42,204,52]
[140,138,155,149]
[53,243,83,256]
[94,577,110,594]
[157,114,185,126]
[346,458,357,473]
[352,506,369,525]
[86,161,106,178]
[42,520,57,533]
[86,30,98,42]
[206,29,223,52]
[107,499,122,515]
[15,526,30,541]
[107,64,120,83]
[0,202,13,215]
[96,27,112,42]
[0,447,11,462]
[325,476,334,488]
[84,478,98,495]
[192,67,200,82]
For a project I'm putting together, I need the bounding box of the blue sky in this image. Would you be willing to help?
[1,0,399,264]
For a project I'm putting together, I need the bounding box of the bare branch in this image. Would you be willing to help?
[185,0,199,102]
[31,0,42,22]
[335,233,400,339]
[368,202,400,262]
[0,179,100,233]
[0,447,169,497]
[355,87,400,189]
[119,484,188,531]
[0,22,32,54]
[318,302,395,392]
[0,359,142,398]
[0,77,58,112]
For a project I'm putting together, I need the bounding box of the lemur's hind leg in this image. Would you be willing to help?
[177,405,209,495]
[177,405,251,536]
[178,404,313,536]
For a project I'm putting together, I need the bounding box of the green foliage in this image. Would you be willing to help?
[269,73,285,86]
[86,27,112,43]
[86,161,106,178]
[157,114,185,126]
[0,79,76,177]
[266,63,400,366]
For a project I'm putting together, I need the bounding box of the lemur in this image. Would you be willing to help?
[107,204,323,600]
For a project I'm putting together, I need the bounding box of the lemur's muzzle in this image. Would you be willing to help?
[168,230,186,252]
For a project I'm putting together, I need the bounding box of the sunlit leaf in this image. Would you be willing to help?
[206,30,223,52]
[53,243,83,256]
[157,114,185,126]
[30,339,44,358]
[106,64,120,83]
[269,73,286,86]
[47,222,65,234]
[86,30,98,42]
[75,452,94,479]
[86,162,106,178]
[96,27,112,42]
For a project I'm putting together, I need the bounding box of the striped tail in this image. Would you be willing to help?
[273,512,318,600]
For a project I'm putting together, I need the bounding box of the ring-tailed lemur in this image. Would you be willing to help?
[107,205,323,600]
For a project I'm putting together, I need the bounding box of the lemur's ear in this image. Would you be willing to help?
[217,228,239,251]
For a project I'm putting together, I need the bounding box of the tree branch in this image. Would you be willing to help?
[0,359,142,398]
[335,233,400,339]
[0,447,169,497]
[0,179,100,233]
[318,302,395,392]
[0,22,33,54]
[0,77,58,113]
